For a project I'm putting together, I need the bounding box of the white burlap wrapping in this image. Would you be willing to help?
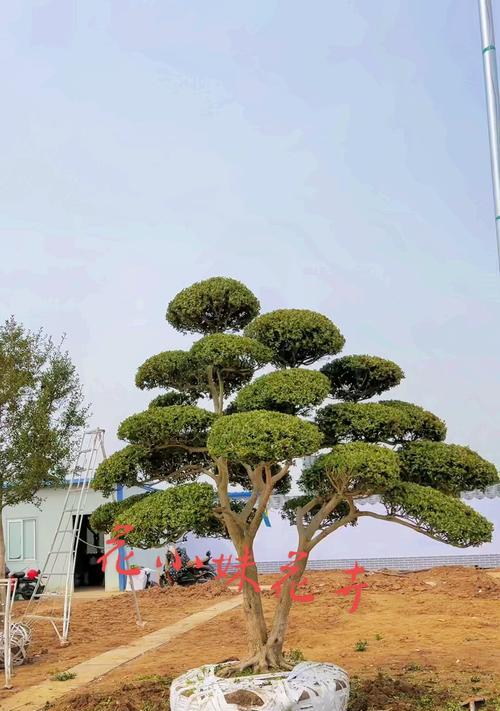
[170,661,349,711]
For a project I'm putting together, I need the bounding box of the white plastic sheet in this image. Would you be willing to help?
[126,568,158,591]
[170,661,349,711]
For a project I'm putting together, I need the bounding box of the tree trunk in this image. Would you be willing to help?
[263,550,309,668]
[217,543,270,677]
[234,550,310,674]
[241,545,268,654]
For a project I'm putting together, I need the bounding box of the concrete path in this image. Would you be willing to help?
[2,595,243,711]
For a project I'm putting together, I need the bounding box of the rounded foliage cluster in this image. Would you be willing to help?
[135,350,201,393]
[148,391,198,408]
[299,442,401,497]
[89,493,149,534]
[321,355,404,402]
[317,401,446,445]
[399,441,498,495]
[92,445,151,497]
[166,277,260,334]
[245,309,345,368]
[234,368,330,415]
[118,405,214,448]
[383,482,493,547]
[207,410,323,463]
[114,483,226,548]
[92,442,214,496]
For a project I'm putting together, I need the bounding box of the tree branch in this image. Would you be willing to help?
[271,461,291,485]
[294,496,322,535]
[240,489,259,523]
[248,464,265,493]
[247,466,274,541]
[207,366,222,414]
[306,492,342,538]
[356,511,470,548]
[215,458,244,541]
[216,370,225,414]
[307,510,359,550]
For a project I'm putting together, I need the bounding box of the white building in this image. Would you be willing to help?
[1,484,165,593]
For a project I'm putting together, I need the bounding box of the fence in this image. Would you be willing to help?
[254,553,500,574]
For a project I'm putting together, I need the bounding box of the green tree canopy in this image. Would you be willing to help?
[316,401,446,445]
[0,317,88,577]
[234,369,330,415]
[244,309,345,367]
[207,410,322,464]
[166,277,260,334]
[399,441,498,496]
[380,482,493,547]
[320,355,404,402]
[113,483,227,548]
[118,405,214,449]
[92,278,497,674]
[135,336,272,407]
[298,443,401,498]
[89,493,149,534]
[91,443,211,497]
[135,350,203,394]
[190,334,273,399]
[148,391,199,408]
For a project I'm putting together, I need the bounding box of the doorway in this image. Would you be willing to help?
[73,514,105,588]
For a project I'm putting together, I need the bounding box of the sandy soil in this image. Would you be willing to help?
[0,581,234,699]
[6,567,500,710]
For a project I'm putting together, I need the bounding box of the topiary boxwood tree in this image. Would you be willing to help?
[91,276,498,674]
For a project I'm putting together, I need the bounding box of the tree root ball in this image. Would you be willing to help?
[170,661,349,710]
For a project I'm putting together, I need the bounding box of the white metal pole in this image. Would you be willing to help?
[2,578,16,689]
[478,0,500,268]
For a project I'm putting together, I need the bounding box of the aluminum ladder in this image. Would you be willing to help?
[22,428,106,645]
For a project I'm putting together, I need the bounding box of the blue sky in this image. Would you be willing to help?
[1,0,499,484]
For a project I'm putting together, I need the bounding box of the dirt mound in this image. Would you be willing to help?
[348,673,451,711]
[258,566,500,605]
[369,566,500,599]
[52,675,172,711]
[139,579,235,600]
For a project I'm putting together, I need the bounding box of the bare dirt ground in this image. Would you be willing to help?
[6,567,500,710]
[0,581,234,700]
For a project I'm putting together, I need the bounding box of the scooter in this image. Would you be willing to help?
[6,567,45,600]
[159,549,216,587]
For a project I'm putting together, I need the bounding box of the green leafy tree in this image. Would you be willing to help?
[0,317,88,578]
[91,277,498,674]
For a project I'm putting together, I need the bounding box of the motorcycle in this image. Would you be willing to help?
[159,548,216,587]
[6,567,45,601]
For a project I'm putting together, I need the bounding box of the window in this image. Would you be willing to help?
[7,519,36,561]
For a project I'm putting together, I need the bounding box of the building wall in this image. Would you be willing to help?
[1,485,167,592]
[1,487,122,591]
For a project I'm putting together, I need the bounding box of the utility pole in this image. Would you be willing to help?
[478,0,500,269]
